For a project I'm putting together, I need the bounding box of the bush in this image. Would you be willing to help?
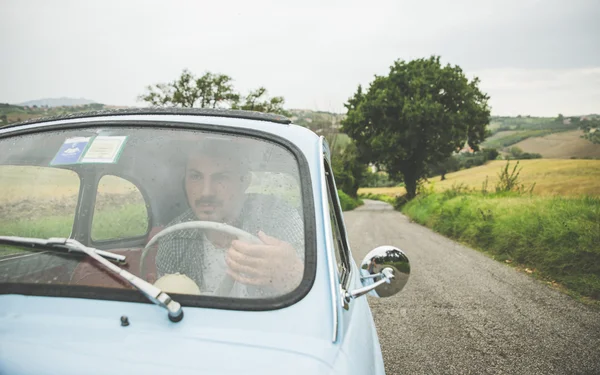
[494,160,536,194]
[509,147,524,158]
[338,190,363,211]
[520,152,542,159]
[483,148,500,161]
[508,147,541,160]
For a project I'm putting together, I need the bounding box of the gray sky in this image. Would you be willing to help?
[1,0,599,116]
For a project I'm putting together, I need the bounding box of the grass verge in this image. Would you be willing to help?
[338,190,364,211]
[402,191,600,303]
[358,192,397,205]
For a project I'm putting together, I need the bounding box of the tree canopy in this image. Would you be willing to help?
[138,69,288,115]
[231,87,289,116]
[342,56,491,198]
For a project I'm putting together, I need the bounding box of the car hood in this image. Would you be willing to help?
[0,295,345,375]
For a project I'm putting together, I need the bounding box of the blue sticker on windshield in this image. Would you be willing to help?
[50,137,92,165]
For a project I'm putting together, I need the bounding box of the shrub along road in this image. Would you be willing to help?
[344,199,600,375]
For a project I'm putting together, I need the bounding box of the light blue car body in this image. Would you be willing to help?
[0,113,385,375]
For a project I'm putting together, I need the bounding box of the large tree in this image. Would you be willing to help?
[138,69,239,108]
[342,56,491,199]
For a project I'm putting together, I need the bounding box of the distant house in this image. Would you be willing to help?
[457,140,474,154]
[459,145,474,154]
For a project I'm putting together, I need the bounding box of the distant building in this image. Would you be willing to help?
[457,140,474,154]
[459,145,474,154]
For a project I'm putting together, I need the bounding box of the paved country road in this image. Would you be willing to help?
[344,200,600,375]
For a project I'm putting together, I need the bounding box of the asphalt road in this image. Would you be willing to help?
[344,200,600,375]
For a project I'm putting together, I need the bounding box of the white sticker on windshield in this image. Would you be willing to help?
[50,137,92,165]
[80,136,127,164]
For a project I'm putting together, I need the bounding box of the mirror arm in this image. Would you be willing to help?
[346,267,395,301]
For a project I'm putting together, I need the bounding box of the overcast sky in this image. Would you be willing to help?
[1,0,599,116]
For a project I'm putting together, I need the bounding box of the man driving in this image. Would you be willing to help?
[155,137,305,297]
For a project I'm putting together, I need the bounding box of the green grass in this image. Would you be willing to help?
[0,213,75,257]
[91,203,148,241]
[338,190,363,211]
[0,203,148,256]
[358,192,397,205]
[402,192,600,301]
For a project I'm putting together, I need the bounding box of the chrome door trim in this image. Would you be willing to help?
[319,136,339,343]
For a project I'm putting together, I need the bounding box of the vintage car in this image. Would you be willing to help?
[0,108,410,374]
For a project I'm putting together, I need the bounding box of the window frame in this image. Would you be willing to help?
[320,137,356,343]
[324,160,352,288]
[90,173,151,245]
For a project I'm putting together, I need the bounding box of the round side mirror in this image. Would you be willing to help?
[359,246,410,298]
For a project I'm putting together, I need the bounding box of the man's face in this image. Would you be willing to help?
[184,152,248,222]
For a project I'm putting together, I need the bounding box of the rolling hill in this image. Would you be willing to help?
[512,130,600,159]
[18,97,97,107]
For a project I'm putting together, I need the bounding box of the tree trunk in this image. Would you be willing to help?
[403,173,417,199]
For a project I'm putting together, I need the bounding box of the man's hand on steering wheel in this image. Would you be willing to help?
[225,231,303,293]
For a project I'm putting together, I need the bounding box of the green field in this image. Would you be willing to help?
[483,129,572,149]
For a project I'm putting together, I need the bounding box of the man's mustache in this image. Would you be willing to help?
[194,198,222,206]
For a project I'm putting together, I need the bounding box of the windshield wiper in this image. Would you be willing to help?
[0,236,184,323]
[0,236,127,263]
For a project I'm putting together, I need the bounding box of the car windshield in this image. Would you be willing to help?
[0,124,307,301]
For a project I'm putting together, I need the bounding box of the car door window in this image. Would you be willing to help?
[325,161,351,286]
[0,165,80,257]
[91,175,149,241]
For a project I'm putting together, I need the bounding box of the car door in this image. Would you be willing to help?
[322,154,385,374]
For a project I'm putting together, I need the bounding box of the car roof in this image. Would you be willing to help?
[0,108,322,150]
[2,107,292,129]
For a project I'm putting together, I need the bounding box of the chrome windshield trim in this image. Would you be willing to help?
[319,136,339,343]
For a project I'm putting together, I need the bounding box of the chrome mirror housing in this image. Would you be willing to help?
[347,246,410,301]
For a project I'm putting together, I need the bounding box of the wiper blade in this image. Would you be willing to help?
[0,236,126,263]
[0,236,184,323]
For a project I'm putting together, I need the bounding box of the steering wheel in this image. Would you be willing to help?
[141,221,262,297]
